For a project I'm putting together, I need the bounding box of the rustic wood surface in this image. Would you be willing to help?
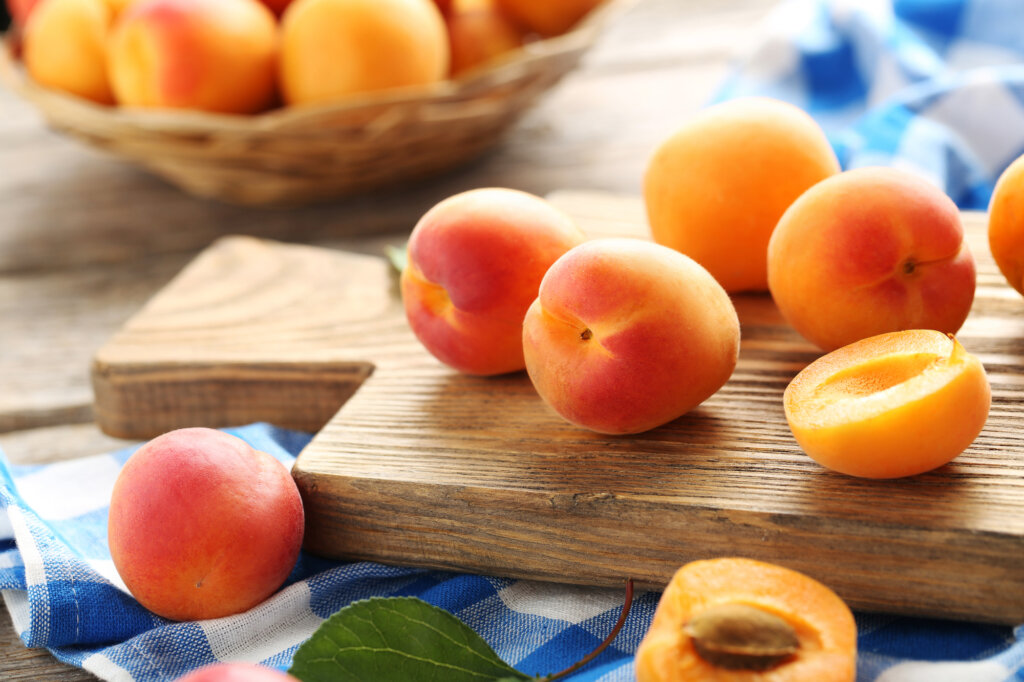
[7,0,967,677]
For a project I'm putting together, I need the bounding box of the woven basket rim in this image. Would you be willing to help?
[0,0,640,134]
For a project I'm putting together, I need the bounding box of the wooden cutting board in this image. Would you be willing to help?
[92,192,1024,624]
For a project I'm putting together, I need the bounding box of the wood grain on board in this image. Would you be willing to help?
[91,194,1024,624]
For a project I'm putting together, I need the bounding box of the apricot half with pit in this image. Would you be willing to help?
[784,330,990,479]
[635,557,856,682]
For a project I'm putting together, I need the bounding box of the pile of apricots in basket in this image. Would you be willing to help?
[6,0,602,112]
[401,96,1024,482]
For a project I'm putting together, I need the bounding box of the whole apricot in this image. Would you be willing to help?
[645,97,839,293]
[279,0,448,106]
[493,0,599,36]
[784,330,990,478]
[402,188,585,376]
[768,167,976,351]
[636,558,856,682]
[107,0,278,114]
[8,0,43,24]
[989,153,1024,297]
[258,0,292,15]
[522,239,740,435]
[176,664,299,682]
[23,0,114,104]
[447,0,524,77]
[108,428,304,621]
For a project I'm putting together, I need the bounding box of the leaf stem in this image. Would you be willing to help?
[540,578,635,682]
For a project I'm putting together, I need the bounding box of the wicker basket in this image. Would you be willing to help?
[0,0,636,206]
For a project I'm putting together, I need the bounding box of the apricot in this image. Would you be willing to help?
[768,167,976,351]
[784,330,990,479]
[493,0,599,36]
[8,0,42,24]
[402,188,585,376]
[989,153,1024,296]
[447,0,525,77]
[176,664,298,682]
[22,0,114,104]
[644,98,839,293]
[258,0,293,16]
[108,428,304,621]
[107,0,278,114]
[522,239,740,435]
[279,0,448,106]
[636,558,856,682]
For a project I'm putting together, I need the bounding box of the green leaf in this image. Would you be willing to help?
[288,596,532,682]
[385,244,408,274]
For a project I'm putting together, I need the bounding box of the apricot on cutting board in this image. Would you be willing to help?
[767,167,976,351]
[636,557,856,682]
[401,188,585,376]
[784,330,990,479]
[522,238,739,435]
[989,153,1024,297]
[645,97,839,293]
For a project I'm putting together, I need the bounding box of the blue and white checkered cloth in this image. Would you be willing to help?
[1,423,1023,681]
[714,0,1024,209]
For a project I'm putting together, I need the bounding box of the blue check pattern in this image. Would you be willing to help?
[1,423,1022,681]
[714,0,1024,209]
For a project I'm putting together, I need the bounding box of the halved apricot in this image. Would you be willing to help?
[635,557,856,682]
[784,330,990,479]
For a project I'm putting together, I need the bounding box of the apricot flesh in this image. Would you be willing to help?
[989,153,1024,296]
[784,330,990,479]
[636,557,856,682]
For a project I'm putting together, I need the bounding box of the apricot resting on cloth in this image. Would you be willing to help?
[768,166,976,351]
[522,238,739,435]
[784,330,990,479]
[401,188,585,376]
[645,97,839,293]
[636,557,856,682]
[108,428,304,621]
[989,152,1024,297]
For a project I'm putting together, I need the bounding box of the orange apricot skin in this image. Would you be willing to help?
[989,153,1024,296]
[522,239,739,435]
[447,0,524,77]
[401,188,585,376]
[784,330,990,479]
[636,558,856,682]
[493,0,600,36]
[645,98,839,293]
[108,428,304,621]
[107,0,278,114]
[767,167,976,352]
[279,0,448,106]
[23,0,114,104]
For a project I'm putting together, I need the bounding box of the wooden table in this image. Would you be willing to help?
[0,1,779,678]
